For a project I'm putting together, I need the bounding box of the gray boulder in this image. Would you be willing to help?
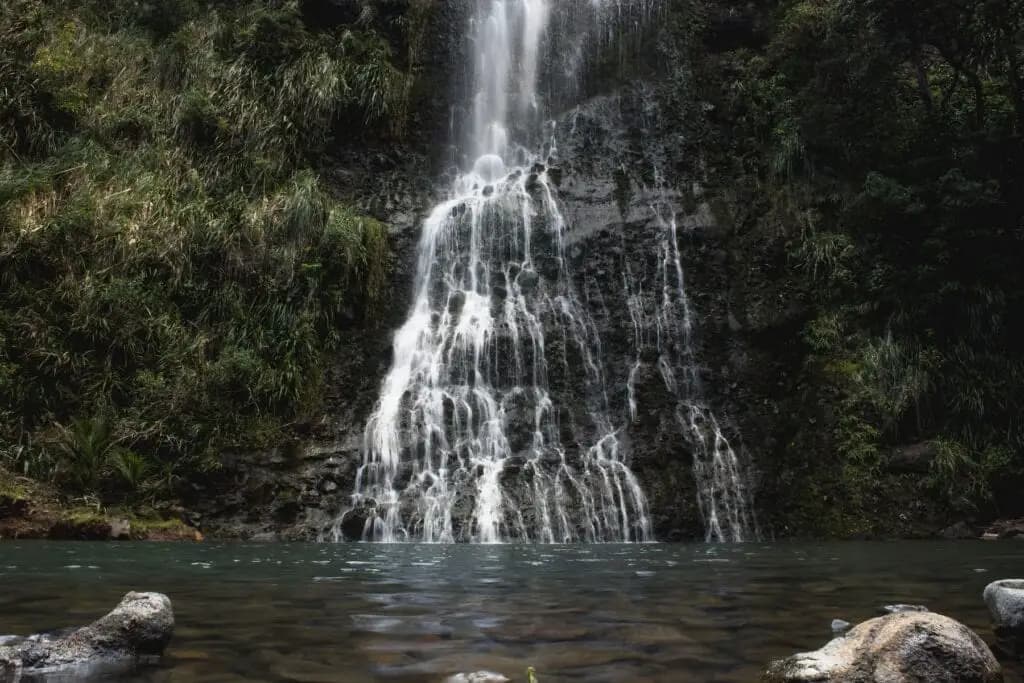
[1,592,174,681]
[764,611,1002,682]
[984,579,1024,658]
[444,673,511,683]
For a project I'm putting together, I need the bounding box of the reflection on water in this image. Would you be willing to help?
[0,542,1022,682]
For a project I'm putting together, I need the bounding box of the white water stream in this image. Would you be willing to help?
[337,0,753,543]
[623,177,757,542]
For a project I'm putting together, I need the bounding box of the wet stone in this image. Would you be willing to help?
[831,619,852,634]
[881,604,929,614]
[985,579,1024,659]
[765,612,1001,683]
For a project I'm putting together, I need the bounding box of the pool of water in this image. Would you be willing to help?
[0,541,1021,682]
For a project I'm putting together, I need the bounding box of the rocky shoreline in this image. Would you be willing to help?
[0,469,201,542]
[4,460,1024,543]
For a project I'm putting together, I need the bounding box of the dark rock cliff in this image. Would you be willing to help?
[187,4,777,542]
[188,1,976,542]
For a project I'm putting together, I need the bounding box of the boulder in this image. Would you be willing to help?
[884,443,937,474]
[337,504,373,541]
[2,592,174,681]
[984,579,1024,659]
[108,518,132,540]
[940,521,980,539]
[764,611,1002,682]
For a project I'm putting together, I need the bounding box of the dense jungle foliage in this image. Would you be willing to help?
[683,0,1024,532]
[0,0,433,506]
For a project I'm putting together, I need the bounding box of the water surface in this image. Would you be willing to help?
[1,541,1021,682]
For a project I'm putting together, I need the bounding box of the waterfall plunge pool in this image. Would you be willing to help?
[1,541,1022,682]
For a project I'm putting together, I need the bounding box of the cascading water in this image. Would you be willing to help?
[338,0,656,543]
[623,175,758,542]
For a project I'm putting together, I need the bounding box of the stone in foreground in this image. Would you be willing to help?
[444,672,510,683]
[0,592,174,681]
[984,579,1024,659]
[764,611,1001,682]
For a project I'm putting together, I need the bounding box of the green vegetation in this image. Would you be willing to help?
[3,0,1019,538]
[684,0,1024,532]
[1,0,433,508]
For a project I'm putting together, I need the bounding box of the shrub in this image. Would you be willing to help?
[0,0,405,503]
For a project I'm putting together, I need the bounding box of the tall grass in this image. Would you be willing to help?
[0,0,411,502]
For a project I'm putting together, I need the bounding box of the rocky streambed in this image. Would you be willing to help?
[2,541,1023,682]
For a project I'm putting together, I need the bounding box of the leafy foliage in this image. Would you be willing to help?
[54,417,119,494]
[0,0,432,505]
[679,0,1024,530]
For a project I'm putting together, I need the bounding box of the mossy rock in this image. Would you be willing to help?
[0,471,33,512]
[127,516,203,541]
[0,489,30,517]
[45,512,201,541]
[49,511,112,540]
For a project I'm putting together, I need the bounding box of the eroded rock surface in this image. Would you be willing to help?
[764,611,1002,682]
[985,579,1024,659]
[0,592,174,682]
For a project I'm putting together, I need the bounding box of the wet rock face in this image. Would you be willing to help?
[236,83,753,543]
[1,592,174,681]
[552,87,750,539]
[764,612,1003,683]
[192,16,779,542]
[985,579,1024,659]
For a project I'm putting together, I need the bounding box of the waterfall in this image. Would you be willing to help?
[338,0,655,543]
[333,0,754,543]
[623,176,758,542]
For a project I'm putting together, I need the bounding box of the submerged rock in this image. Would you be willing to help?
[881,604,929,614]
[0,592,174,681]
[764,611,1002,682]
[444,672,511,683]
[941,521,981,539]
[984,579,1024,659]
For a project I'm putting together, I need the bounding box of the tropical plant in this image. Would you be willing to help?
[108,449,152,499]
[53,417,118,493]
